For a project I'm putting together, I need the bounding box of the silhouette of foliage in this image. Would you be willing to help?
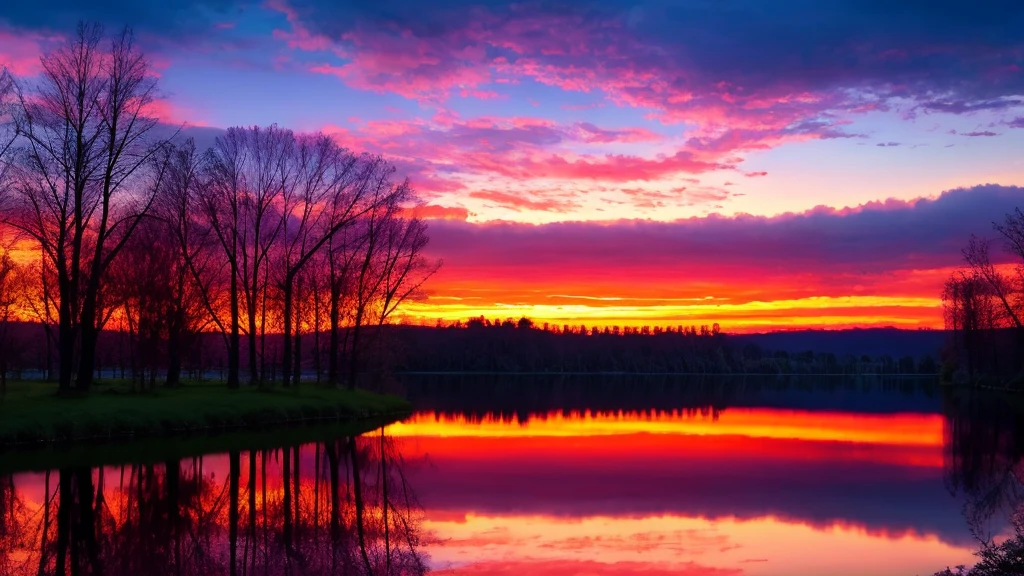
[943,207,1024,385]
[0,24,439,392]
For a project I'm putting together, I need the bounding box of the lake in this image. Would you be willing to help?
[1,376,1019,575]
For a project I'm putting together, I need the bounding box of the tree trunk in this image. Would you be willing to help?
[228,267,240,389]
[328,282,341,386]
[348,313,362,391]
[247,451,257,572]
[166,307,183,388]
[326,441,340,544]
[166,459,181,574]
[76,469,101,575]
[55,469,71,576]
[313,285,322,384]
[293,446,301,553]
[293,282,302,389]
[229,451,240,576]
[248,283,259,387]
[282,280,293,388]
[381,427,390,572]
[283,447,292,548]
[58,305,75,394]
[77,320,97,391]
[349,438,374,574]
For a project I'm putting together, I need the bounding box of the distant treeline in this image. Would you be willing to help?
[398,373,943,420]
[390,319,941,376]
[0,318,943,385]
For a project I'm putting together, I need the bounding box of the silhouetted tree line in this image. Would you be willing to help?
[0,24,438,394]
[387,318,942,376]
[0,432,429,576]
[398,373,942,424]
[942,207,1024,386]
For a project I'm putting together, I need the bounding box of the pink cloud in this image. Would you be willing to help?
[469,190,581,213]
[572,122,662,143]
[320,115,703,198]
[459,88,502,99]
[142,98,209,127]
[478,151,727,181]
[268,1,867,169]
[0,28,56,76]
[305,21,494,102]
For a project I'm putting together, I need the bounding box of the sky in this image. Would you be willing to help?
[3,0,1024,331]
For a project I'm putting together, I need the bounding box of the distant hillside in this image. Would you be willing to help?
[735,328,948,359]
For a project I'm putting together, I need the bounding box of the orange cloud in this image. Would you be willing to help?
[407,204,472,221]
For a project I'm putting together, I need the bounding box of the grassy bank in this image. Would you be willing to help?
[0,380,411,448]
[0,417,400,475]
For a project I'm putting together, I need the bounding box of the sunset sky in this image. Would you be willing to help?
[4,1,1024,330]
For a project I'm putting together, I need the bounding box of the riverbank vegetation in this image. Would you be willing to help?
[941,206,1024,387]
[0,380,409,447]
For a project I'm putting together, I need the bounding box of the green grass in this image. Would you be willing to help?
[0,380,411,449]
[0,418,401,475]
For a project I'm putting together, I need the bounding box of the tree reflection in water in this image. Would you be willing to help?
[937,392,1024,575]
[0,428,431,576]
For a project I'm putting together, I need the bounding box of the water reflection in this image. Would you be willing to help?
[5,379,1024,575]
[0,433,430,576]
[393,405,976,575]
[936,391,1024,574]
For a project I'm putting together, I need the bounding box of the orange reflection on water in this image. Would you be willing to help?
[387,408,944,447]
[391,408,968,575]
[423,512,975,576]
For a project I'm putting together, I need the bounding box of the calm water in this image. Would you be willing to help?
[1,376,1021,575]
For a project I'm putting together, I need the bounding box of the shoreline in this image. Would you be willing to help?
[0,380,411,452]
[0,415,408,475]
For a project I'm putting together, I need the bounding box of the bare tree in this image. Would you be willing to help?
[199,132,245,388]
[3,35,441,390]
[374,214,440,328]
[326,225,365,386]
[203,126,292,387]
[944,271,1000,377]
[5,24,170,392]
[277,143,389,388]
[153,140,219,386]
[276,135,348,388]
[945,209,1024,380]
[346,167,409,388]
[963,235,1023,330]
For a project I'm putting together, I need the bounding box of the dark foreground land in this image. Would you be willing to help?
[0,380,410,448]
